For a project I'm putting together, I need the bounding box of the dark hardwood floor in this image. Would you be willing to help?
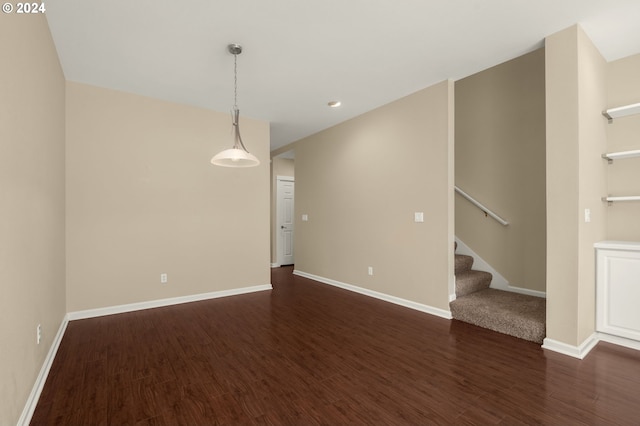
[32,266,640,425]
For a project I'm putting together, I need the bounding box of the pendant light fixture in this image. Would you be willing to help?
[211,43,260,168]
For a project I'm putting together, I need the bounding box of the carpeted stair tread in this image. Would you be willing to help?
[455,254,474,274]
[450,288,546,344]
[455,270,492,297]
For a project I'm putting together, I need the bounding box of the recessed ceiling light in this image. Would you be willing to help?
[328,101,341,108]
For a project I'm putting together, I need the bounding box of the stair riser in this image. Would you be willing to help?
[455,271,492,297]
[455,254,474,274]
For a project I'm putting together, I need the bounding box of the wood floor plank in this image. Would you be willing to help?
[31,266,640,425]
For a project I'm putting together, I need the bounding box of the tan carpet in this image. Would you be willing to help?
[449,288,546,344]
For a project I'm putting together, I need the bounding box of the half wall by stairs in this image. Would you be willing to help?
[449,244,546,344]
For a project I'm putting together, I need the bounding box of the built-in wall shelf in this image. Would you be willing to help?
[602,195,640,204]
[602,149,640,163]
[602,103,640,203]
[603,102,640,123]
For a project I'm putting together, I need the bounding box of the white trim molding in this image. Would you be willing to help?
[597,332,640,352]
[293,270,452,320]
[271,263,281,268]
[542,334,599,359]
[67,284,272,320]
[543,332,640,359]
[18,315,69,426]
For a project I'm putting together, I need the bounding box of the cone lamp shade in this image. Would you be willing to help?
[211,147,260,167]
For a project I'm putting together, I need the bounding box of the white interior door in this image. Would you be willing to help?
[276,178,294,266]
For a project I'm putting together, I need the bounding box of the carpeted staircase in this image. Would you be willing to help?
[449,243,546,344]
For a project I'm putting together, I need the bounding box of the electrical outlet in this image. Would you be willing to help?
[37,324,41,345]
[368,266,373,276]
[160,273,168,283]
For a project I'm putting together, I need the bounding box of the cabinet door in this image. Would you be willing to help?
[597,248,640,341]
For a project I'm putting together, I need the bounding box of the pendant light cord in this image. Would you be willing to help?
[233,51,238,111]
[231,49,249,153]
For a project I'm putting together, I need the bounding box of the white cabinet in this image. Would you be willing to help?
[596,241,640,342]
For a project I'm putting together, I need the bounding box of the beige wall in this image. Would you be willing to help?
[272,157,295,180]
[0,15,66,425]
[545,25,607,346]
[270,156,295,264]
[294,80,454,310]
[606,53,640,240]
[455,49,546,292]
[66,82,270,312]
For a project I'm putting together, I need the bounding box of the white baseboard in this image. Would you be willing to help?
[506,284,546,298]
[455,237,546,298]
[542,332,640,359]
[597,332,640,352]
[67,284,273,320]
[271,263,280,268]
[17,315,69,426]
[542,334,599,359]
[293,270,452,320]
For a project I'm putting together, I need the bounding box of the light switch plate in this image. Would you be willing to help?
[414,212,424,222]
[302,214,308,222]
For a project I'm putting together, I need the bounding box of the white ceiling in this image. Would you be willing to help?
[46,0,640,152]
